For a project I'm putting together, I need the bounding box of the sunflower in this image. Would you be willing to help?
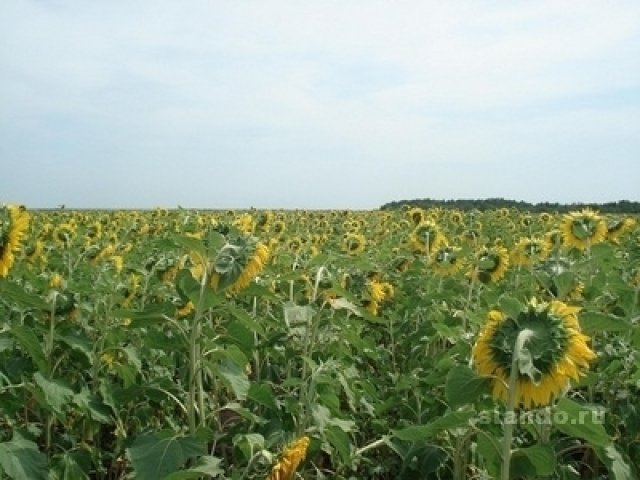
[448,210,464,225]
[53,222,77,249]
[271,220,287,235]
[409,220,445,255]
[342,232,366,256]
[510,236,550,267]
[210,237,270,294]
[23,239,45,266]
[407,207,426,225]
[267,436,310,480]
[430,244,463,276]
[606,217,636,243]
[560,209,607,250]
[0,204,30,278]
[233,213,254,234]
[471,246,509,284]
[472,298,596,409]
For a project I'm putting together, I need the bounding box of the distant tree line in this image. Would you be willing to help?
[380,198,640,213]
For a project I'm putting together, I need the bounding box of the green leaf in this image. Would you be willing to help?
[326,425,352,465]
[233,433,264,461]
[497,296,523,319]
[579,312,631,333]
[216,359,249,401]
[33,372,74,414]
[247,383,278,411]
[283,304,313,327]
[225,320,254,356]
[11,325,47,373]
[172,235,207,258]
[73,389,113,424]
[554,271,576,299]
[475,431,500,476]
[58,334,93,365]
[445,366,490,408]
[126,432,206,480]
[553,397,610,447]
[594,444,635,480]
[53,450,91,480]
[510,444,556,477]
[163,456,224,479]
[393,410,475,441]
[0,279,49,310]
[0,437,48,480]
[112,302,176,327]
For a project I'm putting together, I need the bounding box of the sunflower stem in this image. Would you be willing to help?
[188,265,209,435]
[501,328,535,480]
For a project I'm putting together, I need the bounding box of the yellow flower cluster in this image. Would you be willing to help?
[267,436,310,480]
[226,242,270,294]
[0,205,30,278]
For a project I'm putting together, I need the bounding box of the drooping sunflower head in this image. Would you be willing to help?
[409,220,445,255]
[271,220,287,235]
[0,204,31,278]
[472,298,596,409]
[210,236,270,294]
[560,209,607,250]
[233,213,255,234]
[606,217,637,243]
[407,207,426,225]
[430,244,463,276]
[448,210,465,225]
[471,246,509,284]
[342,232,366,256]
[53,223,77,249]
[511,236,550,267]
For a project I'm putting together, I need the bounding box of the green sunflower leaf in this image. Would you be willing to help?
[553,398,610,447]
[126,431,206,480]
[33,372,74,415]
[445,366,491,408]
[0,436,48,480]
[393,410,476,441]
[162,455,224,479]
[554,271,576,299]
[594,444,636,480]
[10,325,47,373]
[579,312,631,333]
[498,296,523,320]
[510,444,556,477]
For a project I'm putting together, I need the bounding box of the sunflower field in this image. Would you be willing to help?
[0,204,639,479]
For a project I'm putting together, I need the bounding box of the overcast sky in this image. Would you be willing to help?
[1,1,639,209]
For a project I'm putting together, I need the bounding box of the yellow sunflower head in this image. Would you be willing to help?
[409,220,445,255]
[472,298,596,409]
[560,209,607,250]
[430,244,463,276]
[606,217,636,243]
[471,245,509,284]
[407,207,426,225]
[0,204,31,278]
[510,236,550,267]
[342,232,366,256]
[210,235,270,294]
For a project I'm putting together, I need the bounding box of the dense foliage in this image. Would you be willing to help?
[1,205,639,479]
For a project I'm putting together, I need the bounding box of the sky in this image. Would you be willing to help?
[1,1,639,210]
